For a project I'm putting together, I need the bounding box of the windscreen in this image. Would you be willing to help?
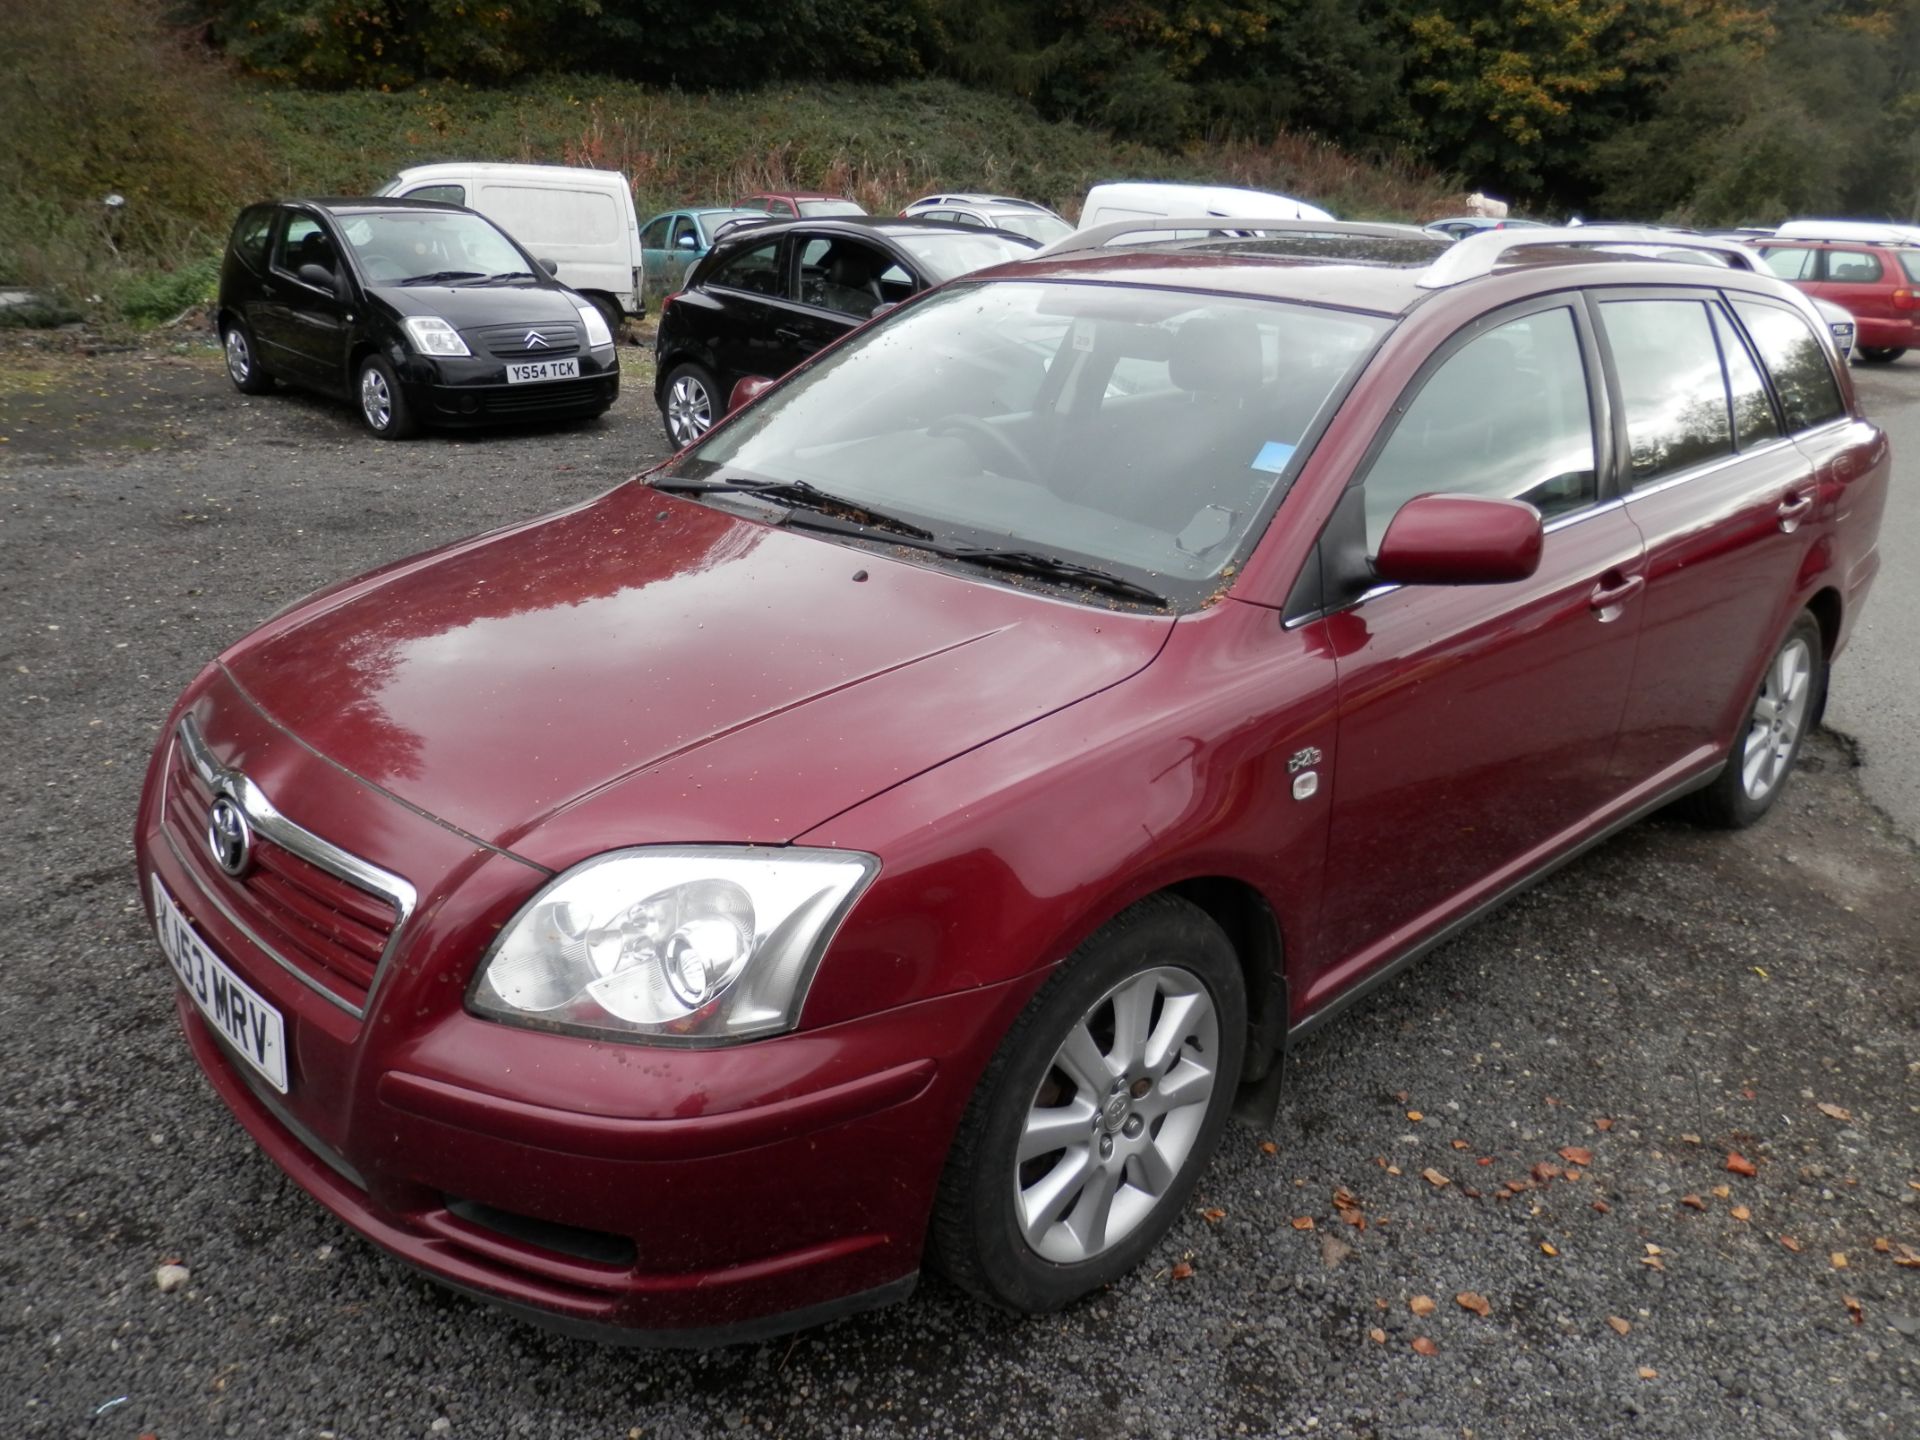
[672,281,1388,605]
[337,210,528,283]
[989,212,1075,244]
[890,230,1039,280]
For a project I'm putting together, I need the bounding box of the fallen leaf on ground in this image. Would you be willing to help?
[1831,1252,1849,1270]
[1369,1327,1387,1344]
[1844,1295,1864,1325]
[1407,1110,1424,1122]
[1559,1146,1594,1167]
[1291,1215,1316,1231]
[1711,1185,1732,1200]
[1730,1205,1751,1222]
[1421,1168,1450,1188]
[1564,1168,1583,1181]
[1639,1254,1664,1271]
[1592,1200,1611,1214]
[1607,1316,1632,1336]
[1780,1236,1803,1252]
[1386,1164,1402,1176]
[1638,1366,1658,1381]
[1334,1186,1360,1208]
[1375,1297,1390,1310]
[1170,1260,1194,1281]
[1541,1242,1560,1257]
[1874,1237,1891,1253]
[1476,1156,1494,1166]
[1452,1139,1470,1150]
[1817,1102,1852,1123]
[1411,1336,1438,1357]
[1595,1118,1615,1132]
[1681,1194,1706,1211]
[1320,1234,1353,1268]
[1456,1291,1492,1317]
[1532,1162,1563,1183]
[1260,1141,1278,1156]
[1338,1207,1367,1229]
[1681,1133,1702,1145]
[1200,1207,1226,1224]
[1410,1295,1437,1316]
[1726,1153,1757,1178]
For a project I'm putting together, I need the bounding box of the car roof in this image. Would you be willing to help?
[980,226,1818,318]
[746,191,855,203]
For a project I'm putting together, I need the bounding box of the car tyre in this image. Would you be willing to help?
[356,355,418,440]
[928,893,1246,1314]
[222,320,275,396]
[1680,611,1824,829]
[1857,346,1906,364]
[661,362,719,447]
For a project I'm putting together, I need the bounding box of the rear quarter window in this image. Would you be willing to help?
[1903,251,1920,284]
[229,207,274,270]
[1733,300,1846,432]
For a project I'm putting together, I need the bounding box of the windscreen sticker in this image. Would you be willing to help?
[1071,318,1096,352]
[1250,440,1297,474]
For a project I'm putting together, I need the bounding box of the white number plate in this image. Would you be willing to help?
[506,358,580,384]
[152,875,289,1092]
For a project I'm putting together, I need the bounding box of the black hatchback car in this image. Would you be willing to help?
[217,198,620,439]
[653,216,1037,446]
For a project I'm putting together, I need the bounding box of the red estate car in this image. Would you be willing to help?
[1756,231,1920,363]
[137,221,1889,1345]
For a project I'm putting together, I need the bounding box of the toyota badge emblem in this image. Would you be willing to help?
[207,795,252,877]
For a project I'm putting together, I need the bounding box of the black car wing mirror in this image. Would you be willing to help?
[538,258,559,276]
[296,263,338,293]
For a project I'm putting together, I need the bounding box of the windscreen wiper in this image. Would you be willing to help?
[475,270,540,285]
[928,544,1169,606]
[398,270,486,286]
[649,476,934,540]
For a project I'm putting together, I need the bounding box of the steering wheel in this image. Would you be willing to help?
[929,413,1038,482]
[361,255,409,282]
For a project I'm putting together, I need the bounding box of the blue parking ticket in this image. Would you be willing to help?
[1251,441,1296,473]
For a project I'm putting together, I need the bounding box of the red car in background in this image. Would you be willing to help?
[136,220,1889,1345]
[1756,229,1920,363]
[735,190,867,219]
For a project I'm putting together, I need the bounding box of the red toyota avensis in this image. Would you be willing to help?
[136,222,1889,1345]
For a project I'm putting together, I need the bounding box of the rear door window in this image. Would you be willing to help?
[1361,306,1597,550]
[1599,299,1733,486]
[1733,300,1846,431]
[1825,249,1883,283]
[1710,305,1782,449]
[641,216,671,250]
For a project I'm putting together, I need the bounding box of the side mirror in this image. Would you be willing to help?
[1373,494,1543,586]
[728,375,775,414]
[870,301,899,318]
[538,257,559,276]
[296,263,337,292]
[675,234,698,251]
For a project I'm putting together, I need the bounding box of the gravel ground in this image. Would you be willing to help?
[3,338,1917,1440]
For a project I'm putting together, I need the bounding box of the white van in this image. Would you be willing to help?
[1077,181,1333,232]
[376,163,645,327]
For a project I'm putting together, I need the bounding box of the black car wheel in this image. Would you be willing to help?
[662,362,719,447]
[928,894,1246,1314]
[222,321,275,396]
[1857,346,1907,364]
[356,356,418,440]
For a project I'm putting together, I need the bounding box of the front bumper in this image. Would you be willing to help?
[401,349,620,425]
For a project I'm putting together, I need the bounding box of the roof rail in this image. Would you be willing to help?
[1417,225,1762,289]
[1035,216,1439,260]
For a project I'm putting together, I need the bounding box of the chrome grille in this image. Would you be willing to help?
[161,716,414,1017]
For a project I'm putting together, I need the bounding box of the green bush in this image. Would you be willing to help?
[115,257,223,327]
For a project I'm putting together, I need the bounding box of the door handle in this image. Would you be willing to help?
[1588,572,1644,615]
[1776,491,1814,531]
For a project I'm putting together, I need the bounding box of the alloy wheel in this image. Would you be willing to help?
[666,374,712,445]
[1742,636,1812,801]
[360,367,393,432]
[1015,966,1220,1264]
[224,328,251,385]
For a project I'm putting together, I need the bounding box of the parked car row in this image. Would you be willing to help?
[164,216,1890,1346]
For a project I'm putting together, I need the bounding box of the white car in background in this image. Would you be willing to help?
[899,194,1073,246]
[1076,181,1332,232]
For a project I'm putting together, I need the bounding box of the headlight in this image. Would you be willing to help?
[575,300,614,349]
[470,847,878,1045]
[402,315,470,356]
